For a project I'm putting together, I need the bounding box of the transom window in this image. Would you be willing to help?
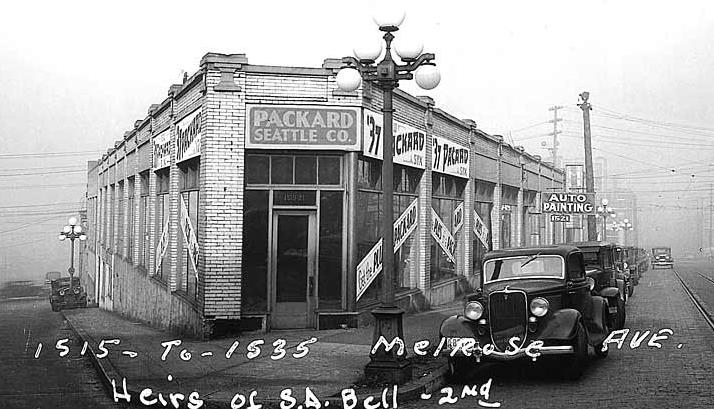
[246,154,341,186]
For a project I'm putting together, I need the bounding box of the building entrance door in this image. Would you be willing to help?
[271,211,316,329]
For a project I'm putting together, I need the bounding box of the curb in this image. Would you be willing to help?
[62,311,449,408]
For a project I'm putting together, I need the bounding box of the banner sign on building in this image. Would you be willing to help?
[473,210,490,249]
[431,208,456,263]
[453,202,464,232]
[180,196,199,275]
[362,109,426,169]
[246,104,361,150]
[154,220,170,276]
[432,135,469,179]
[176,108,202,163]
[356,198,418,301]
[153,130,171,170]
[541,192,596,214]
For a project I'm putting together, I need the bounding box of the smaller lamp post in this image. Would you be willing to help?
[58,216,87,292]
[621,219,633,245]
[596,198,616,242]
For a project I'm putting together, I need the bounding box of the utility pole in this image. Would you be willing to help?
[578,92,597,241]
[548,106,563,167]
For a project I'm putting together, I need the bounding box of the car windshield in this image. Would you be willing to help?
[652,247,670,255]
[484,255,564,283]
[51,278,80,289]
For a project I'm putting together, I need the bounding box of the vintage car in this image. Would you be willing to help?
[44,271,61,285]
[572,241,626,330]
[439,245,612,381]
[651,247,673,269]
[49,277,87,311]
[615,246,634,300]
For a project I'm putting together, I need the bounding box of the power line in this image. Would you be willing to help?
[0,150,104,159]
[593,105,714,133]
[0,201,82,209]
[0,169,86,177]
[0,214,72,234]
[0,183,85,190]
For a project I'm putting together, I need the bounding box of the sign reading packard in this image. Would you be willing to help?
[363,109,426,169]
[541,192,596,214]
[153,129,171,170]
[176,108,202,163]
[432,135,469,178]
[246,104,360,150]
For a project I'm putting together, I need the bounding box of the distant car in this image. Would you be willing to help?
[439,245,612,381]
[571,241,626,330]
[651,247,673,269]
[49,277,87,311]
[44,271,61,285]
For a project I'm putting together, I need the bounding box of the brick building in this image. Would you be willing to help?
[81,53,565,338]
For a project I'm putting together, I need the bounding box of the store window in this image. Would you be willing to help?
[117,180,125,256]
[501,206,512,248]
[138,171,150,270]
[178,158,200,300]
[242,190,269,312]
[246,154,342,186]
[319,191,343,309]
[357,157,421,305]
[430,174,466,284]
[155,168,170,280]
[127,177,135,261]
[109,184,115,250]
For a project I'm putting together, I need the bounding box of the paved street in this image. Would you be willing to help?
[0,282,120,409]
[400,260,714,409]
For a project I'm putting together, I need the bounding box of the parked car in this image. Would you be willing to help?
[44,271,61,285]
[571,241,626,330]
[439,245,612,381]
[49,277,87,311]
[615,244,634,304]
[651,247,673,269]
[623,246,639,289]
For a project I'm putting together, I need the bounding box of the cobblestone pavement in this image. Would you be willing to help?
[0,296,121,409]
[400,261,714,409]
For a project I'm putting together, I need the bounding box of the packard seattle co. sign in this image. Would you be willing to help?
[541,192,596,214]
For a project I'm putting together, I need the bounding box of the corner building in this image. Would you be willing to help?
[82,53,565,338]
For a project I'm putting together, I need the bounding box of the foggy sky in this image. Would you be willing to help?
[1,0,713,280]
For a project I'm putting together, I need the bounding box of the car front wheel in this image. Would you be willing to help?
[446,357,471,383]
[564,321,589,380]
[615,297,626,329]
[51,303,60,312]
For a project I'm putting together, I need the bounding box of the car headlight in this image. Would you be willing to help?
[530,297,549,317]
[59,290,65,296]
[73,287,80,294]
[464,301,484,321]
[586,277,596,291]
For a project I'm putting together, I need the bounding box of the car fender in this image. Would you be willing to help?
[585,296,610,346]
[439,315,477,338]
[600,286,620,299]
[534,309,582,341]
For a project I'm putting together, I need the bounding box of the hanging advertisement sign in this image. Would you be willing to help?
[432,135,469,178]
[474,210,490,249]
[431,208,456,263]
[541,192,596,214]
[362,109,426,169]
[154,220,170,276]
[180,196,199,275]
[153,129,171,170]
[356,198,418,301]
[176,108,202,163]
[453,202,464,232]
[246,104,361,150]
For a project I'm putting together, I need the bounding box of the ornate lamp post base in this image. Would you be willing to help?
[364,305,412,385]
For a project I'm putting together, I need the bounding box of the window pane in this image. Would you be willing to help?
[295,156,317,184]
[319,191,343,307]
[271,156,294,184]
[242,190,269,312]
[318,156,341,185]
[247,155,269,184]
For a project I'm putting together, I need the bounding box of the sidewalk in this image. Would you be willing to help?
[62,302,461,408]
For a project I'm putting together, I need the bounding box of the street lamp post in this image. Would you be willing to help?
[596,198,616,242]
[336,11,440,385]
[58,216,87,292]
[622,219,633,245]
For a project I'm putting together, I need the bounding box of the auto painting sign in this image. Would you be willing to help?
[541,192,596,214]
[356,198,418,301]
[432,135,469,178]
[362,109,426,169]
